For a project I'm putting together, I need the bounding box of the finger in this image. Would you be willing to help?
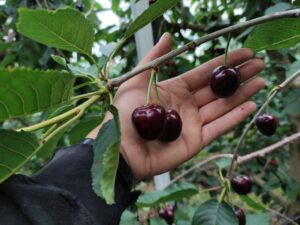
[129,32,172,87]
[202,101,256,146]
[199,77,265,125]
[177,48,254,91]
[194,58,265,107]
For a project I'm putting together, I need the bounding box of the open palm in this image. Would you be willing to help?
[88,33,265,180]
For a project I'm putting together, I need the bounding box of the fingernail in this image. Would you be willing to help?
[158,32,169,43]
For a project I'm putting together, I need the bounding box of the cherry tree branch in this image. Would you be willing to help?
[167,131,300,188]
[109,8,300,87]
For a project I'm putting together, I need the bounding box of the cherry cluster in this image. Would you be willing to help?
[158,204,175,225]
[132,105,182,142]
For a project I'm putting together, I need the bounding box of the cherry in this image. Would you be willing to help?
[210,65,241,98]
[268,158,277,166]
[231,174,252,195]
[149,0,156,4]
[255,114,278,136]
[159,109,182,142]
[132,104,166,140]
[158,205,174,225]
[234,206,246,225]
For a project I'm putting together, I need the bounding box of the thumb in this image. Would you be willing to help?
[131,32,173,86]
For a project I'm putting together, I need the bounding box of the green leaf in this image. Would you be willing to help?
[150,218,168,225]
[0,68,75,121]
[283,102,300,116]
[124,0,179,40]
[0,41,12,52]
[247,213,269,225]
[68,115,103,145]
[0,129,39,183]
[91,105,121,204]
[244,18,300,52]
[192,199,238,225]
[112,0,121,12]
[120,210,140,225]
[51,54,67,66]
[264,3,290,15]
[67,64,98,78]
[214,158,231,170]
[137,183,198,207]
[17,8,94,55]
[239,195,266,211]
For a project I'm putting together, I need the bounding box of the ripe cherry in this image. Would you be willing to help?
[158,205,174,225]
[234,206,246,225]
[210,65,241,98]
[132,104,166,140]
[255,114,278,136]
[159,109,182,142]
[231,174,252,195]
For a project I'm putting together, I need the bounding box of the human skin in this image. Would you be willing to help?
[87,33,266,181]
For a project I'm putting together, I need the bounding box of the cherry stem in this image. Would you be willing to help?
[154,72,160,103]
[146,70,156,104]
[224,34,232,66]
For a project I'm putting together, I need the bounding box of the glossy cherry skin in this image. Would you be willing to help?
[231,175,252,195]
[234,206,246,225]
[159,205,174,225]
[210,65,241,98]
[255,114,278,136]
[159,109,182,142]
[132,104,166,140]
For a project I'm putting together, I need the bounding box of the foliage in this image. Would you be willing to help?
[0,0,300,224]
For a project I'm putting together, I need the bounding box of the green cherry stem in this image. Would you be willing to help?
[224,34,232,66]
[146,70,156,104]
[154,72,160,103]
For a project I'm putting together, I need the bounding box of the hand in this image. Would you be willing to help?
[88,33,265,180]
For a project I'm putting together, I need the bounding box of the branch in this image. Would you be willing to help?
[109,9,300,87]
[167,132,300,188]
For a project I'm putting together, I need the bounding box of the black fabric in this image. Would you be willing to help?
[0,140,139,225]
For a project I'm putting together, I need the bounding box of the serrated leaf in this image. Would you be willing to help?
[192,199,238,225]
[283,102,300,116]
[0,129,39,183]
[51,54,67,66]
[244,18,300,52]
[17,8,94,55]
[137,183,198,207]
[68,115,103,145]
[239,195,266,211]
[120,210,140,225]
[124,0,179,40]
[264,3,291,15]
[67,64,98,78]
[0,68,75,121]
[91,105,120,204]
[214,158,231,170]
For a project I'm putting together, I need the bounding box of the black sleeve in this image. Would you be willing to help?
[0,139,140,225]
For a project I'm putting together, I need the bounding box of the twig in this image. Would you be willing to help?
[268,208,298,225]
[166,132,300,188]
[109,9,300,87]
[165,154,233,188]
[228,69,300,177]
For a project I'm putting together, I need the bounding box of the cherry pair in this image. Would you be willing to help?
[132,104,182,142]
[158,204,174,225]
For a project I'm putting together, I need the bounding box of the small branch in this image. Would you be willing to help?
[228,69,300,177]
[268,208,298,225]
[109,9,300,87]
[18,95,101,132]
[165,154,233,188]
[238,132,300,164]
[168,22,205,32]
[167,132,300,188]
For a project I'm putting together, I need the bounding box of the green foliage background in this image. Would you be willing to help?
[1,0,300,224]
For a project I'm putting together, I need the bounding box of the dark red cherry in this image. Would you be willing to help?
[255,114,278,136]
[132,104,166,140]
[158,205,174,225]
[231,175,252,195]
[234,206,246,225]
[159,109,182,142]
[210,65,241,98]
